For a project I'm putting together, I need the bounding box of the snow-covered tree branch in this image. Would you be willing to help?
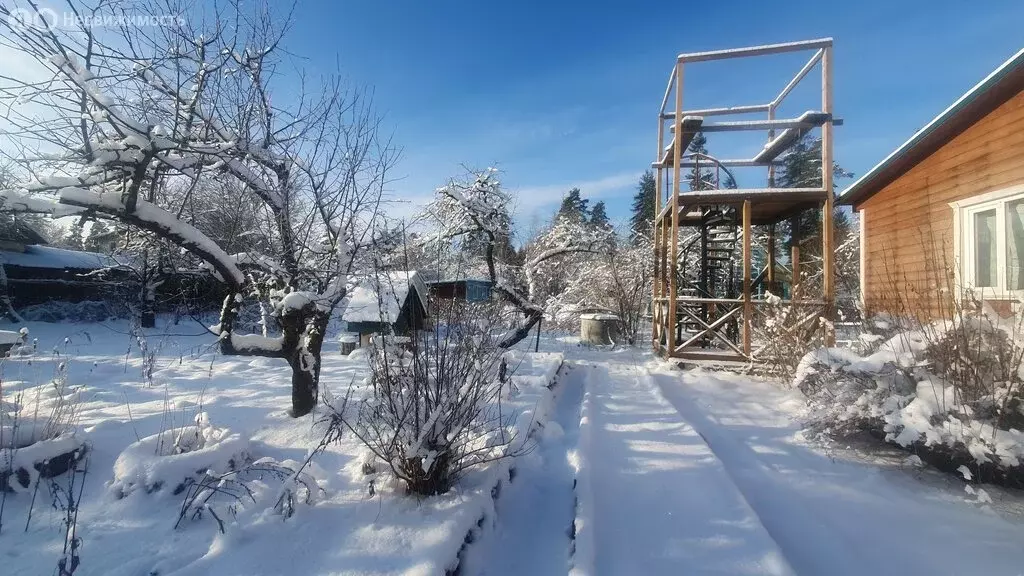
[0,0,399,416]
[423,169,611,348]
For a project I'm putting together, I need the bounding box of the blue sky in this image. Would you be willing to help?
[289,0,1023,237]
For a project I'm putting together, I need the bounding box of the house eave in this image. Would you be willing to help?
[839,47,1024,209]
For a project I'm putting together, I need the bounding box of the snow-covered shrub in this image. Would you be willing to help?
[798,304,1024,485]
[173,396,345,532]
[854,313,903,355]
[922,311,1024,421]
[754,289,826,379]
[174,457,321,533]
[111,413,249,497]
[345,300,520,495]
[1,358,86,491]
[421,169,612,349]
[544,227,652,345]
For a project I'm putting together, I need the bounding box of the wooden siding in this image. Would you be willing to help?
[858,90,1024,317]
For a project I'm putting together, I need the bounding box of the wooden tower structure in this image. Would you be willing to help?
[652,38,838,362]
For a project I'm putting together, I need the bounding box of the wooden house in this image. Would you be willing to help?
[341,271,429,347]
[0,222,125,308]
[426,278,493,303]
[840,48,1024,317]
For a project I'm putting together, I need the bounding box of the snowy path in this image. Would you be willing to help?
[572,353,793,576]
[462,364,585,576]
[649,367,1024,575]
[558,348,1024,576]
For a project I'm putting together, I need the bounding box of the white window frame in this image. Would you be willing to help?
[951,183,1024,298]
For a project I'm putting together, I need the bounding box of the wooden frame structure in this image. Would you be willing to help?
[652,38,837,362]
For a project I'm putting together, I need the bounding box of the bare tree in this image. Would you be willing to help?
[0,0,398,416]
[346,297,520,495]
[421,169,610,348]
[545,226,653,345]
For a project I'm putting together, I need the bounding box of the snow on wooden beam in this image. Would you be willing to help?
[650,158,784,169]
[655,188,826,221]
[659,116,704,166]
[677,38,833,63]
[752,112,835,163]
[678,187,827,203]
[671,111,831,133]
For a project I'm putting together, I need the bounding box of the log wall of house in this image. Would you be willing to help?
[858,90,1024,318]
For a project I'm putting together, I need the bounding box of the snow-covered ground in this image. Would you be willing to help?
[4,323,1024,575]
[0,319,563,576]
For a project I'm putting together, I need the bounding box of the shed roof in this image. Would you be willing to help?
[0,244,117,270]
[0,219,48,245]
[839,48,1024,207]
[342,271,428,324]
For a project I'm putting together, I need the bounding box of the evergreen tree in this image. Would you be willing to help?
[83,220,116,253]
[629,171,656,236]
[686,132,716,191]
[590,201,610,230]
[59,218,87,250]
[776,134,853,259]
[722,171,738,190]
[557,187,590,223]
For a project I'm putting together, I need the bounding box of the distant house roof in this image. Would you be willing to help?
[0,244,118,270]
[840,48,1024,207]
[0,219,48,245]
[342,270,428,324]
[425,278,492,285]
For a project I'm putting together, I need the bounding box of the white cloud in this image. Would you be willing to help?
[511,171,640,216]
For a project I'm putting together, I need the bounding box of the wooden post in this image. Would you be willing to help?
[653,118,664,349]
[767,104,776,188]
[742,199,752,357]
[821,45,835,346]
[766,105,777,297]
[667,61,683,355]
[790,215,801,297]
[535,316,542,352]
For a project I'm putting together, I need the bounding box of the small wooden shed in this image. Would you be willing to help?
[426,278,493,303]
[341,271,429,346]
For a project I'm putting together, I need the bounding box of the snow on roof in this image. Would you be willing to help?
[426,277,492,285]
[840,47,1024,205]
[0,244,118,270]
[0,219,48,245]
[342,271,428,324]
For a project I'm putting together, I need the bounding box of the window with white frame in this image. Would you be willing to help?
[952,185,1024,295]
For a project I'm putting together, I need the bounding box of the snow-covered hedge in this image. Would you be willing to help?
[2,433,88,492]
[111,413,249,497]
[797,310,1024,486]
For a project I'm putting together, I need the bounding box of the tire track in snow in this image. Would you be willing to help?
[650,370,939,576]
[576,355,794,576]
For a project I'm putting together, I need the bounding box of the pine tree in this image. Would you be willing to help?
[590,201,610,230]
[686,132,716,191]
[776,134,853,259]
[722,171,738,190]
[557,187,590,224]
[630,171,656,236]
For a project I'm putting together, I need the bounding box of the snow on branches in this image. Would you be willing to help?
[0,0,397,416]
[423,169,613,348]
